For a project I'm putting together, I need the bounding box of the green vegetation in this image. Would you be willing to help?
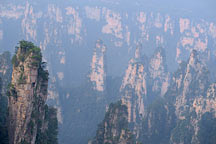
[171,118,194,144]
[11,55,18,67]
[93,101,136,144]
[11,40,49,84]
[7,83,17,99]
[35,106,58,144]
[20,140,29,144]
[1,41,53,144]
[0,78,9,144]
[18,72,26,84]
[141,98,176,144]
[10,40,54,143]
[28,120,35,135]
[45,107,58,144]
[39,67,49,82]
[11,40,43,68]
[0,51,12,144]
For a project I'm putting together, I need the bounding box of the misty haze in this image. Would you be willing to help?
[0,0,216,144]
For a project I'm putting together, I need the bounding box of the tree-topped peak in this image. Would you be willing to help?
[15,40,41,56]
[12,40,43,67]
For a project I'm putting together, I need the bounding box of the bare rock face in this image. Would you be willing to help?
[121,47,169,123]
[119,47,170,141]
[136,50,216,144]
[90,101,136,144]
[121,47,148,123]
[120,49,216,144]
[193,83,216,118]
[149,48,170,97]
[89,39,107,92]
[164,50,215,144]
[8,41,50,144]
[169,50,210,120]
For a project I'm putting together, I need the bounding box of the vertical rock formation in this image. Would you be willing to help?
[120,46,170,141]
[120,48,216,144]
[121,47,169,123]
[0,51,12,144]
[132,50,216,144]
[90,101,136,144]
[166,50,215,144]
[121,47,148,123]
[167,50,210,120]
[8,41,57,144]
[0,51,12,95]
[149,47,169,97]
[140,99,176,144]
[89,39,107,92]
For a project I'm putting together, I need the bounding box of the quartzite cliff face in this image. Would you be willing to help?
[102,49,216,144]
[121,47,169,126]
[89,39,107,92]
[121,47,148,123]
[8,41,57,144]
[167,50,215,144]
[139,50,216,144]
